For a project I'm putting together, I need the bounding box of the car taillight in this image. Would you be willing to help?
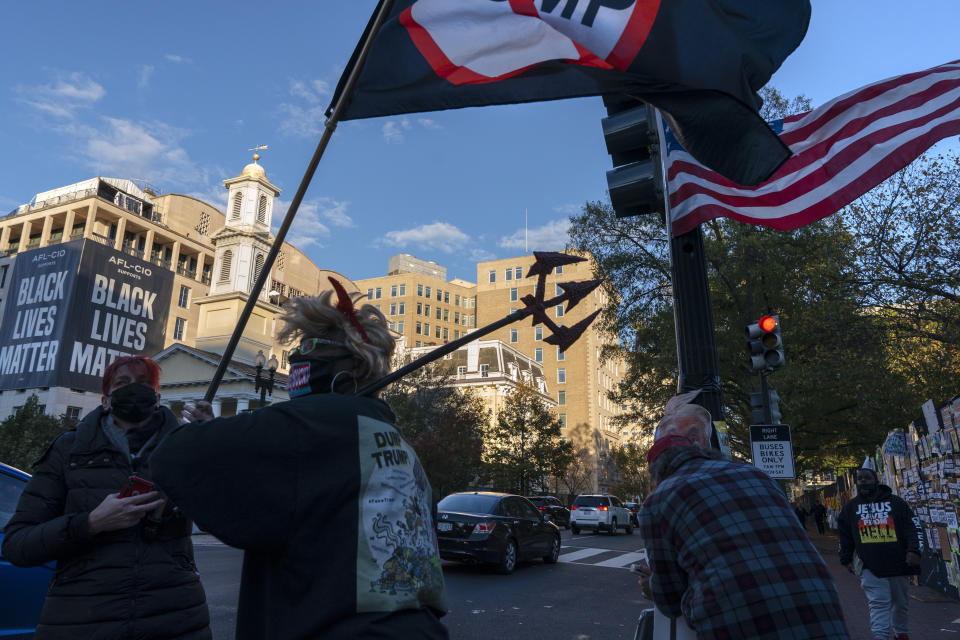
[472,522,496,535]
[571,505,578,510]
[537,506,546,510]
[598,506,608,511]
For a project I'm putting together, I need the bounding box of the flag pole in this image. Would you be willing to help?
[204,0,395,402]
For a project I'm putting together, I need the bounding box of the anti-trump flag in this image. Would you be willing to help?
[666,59,960,236]
[328,0,811,186]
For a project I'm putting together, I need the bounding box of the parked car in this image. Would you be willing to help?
[1,461,54,639]
[435,492,561,574]
[624,502,641,527]
[570,494,634,535]
[525,495,570,529]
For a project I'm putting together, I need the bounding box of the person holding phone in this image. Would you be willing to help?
[152,279,448,640]
[2,356,211,639]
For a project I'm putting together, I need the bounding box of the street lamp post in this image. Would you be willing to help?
[254,350,279,407]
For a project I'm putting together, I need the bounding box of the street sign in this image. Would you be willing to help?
[749,424,795,479]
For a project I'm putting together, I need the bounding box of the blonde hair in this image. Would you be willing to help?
[277,289,394,387]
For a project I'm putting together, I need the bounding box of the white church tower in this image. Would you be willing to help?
[210,153,280,300]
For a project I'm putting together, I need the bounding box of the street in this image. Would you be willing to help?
[193,529,960,640]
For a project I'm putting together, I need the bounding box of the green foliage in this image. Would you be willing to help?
[609,441,651,502]
[0,394,72,471]
[382,367,488,501]
[485,383,573,496]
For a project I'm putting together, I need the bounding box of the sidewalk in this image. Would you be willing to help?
[804,526,960,639]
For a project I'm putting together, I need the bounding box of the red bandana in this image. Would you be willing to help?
[647,435,695,464]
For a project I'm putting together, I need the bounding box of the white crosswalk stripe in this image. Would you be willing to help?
[558,548,609,563]
[559,546,647,570]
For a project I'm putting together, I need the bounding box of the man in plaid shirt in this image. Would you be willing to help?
[636,391,849,639]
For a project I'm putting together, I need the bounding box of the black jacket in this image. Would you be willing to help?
[837,484,923,577]
[151,393,448,640]
[2,406,210,640]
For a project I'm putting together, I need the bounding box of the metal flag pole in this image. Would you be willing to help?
[357,251,603,397]
[204,0,396,402]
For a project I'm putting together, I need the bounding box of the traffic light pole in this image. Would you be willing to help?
[760,372,774,425]
[654,112,725,449]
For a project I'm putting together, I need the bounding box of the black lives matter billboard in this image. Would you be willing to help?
[0,239,174,392]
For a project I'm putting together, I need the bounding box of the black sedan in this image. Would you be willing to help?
[435,492,561,574]
[525,495,571,529]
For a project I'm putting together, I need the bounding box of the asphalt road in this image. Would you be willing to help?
[193,527,652,640]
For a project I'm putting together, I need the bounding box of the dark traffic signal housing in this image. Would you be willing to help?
[601,95,664,219]
[750,388,782,425]
[745,315,785,374]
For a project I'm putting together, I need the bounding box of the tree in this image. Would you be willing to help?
[382,366,488,501]
[0,394,71,471]
[485,383,573,496]
[609,441,651,502]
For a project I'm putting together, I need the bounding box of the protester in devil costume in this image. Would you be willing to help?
[838,467,922,640]
[634,390,849,639]
[151,278,448,640]
[2,356,211,640]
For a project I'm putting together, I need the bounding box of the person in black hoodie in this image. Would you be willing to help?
[2,356,211,639]
[151,279,448,640]
[838,467,922,640]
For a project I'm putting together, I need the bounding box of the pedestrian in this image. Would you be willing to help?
[838,467,922,640]
[635,390,849,639]
[2,356,211,639]
[151,279,448,640]
[795,504,809,529]
[812,502,828,535]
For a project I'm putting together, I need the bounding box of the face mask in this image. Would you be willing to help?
[110,382,158,423]
[286,355,354,397]
[857,482,877,497]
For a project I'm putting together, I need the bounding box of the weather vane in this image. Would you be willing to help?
[248,144,268,161]
[357,251,603,396]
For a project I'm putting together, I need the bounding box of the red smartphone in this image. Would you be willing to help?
[118,475,155,498]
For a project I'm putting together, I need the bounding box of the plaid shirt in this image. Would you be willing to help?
[638,448,849,639]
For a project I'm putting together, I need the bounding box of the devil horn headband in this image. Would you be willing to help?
[328,277,371,343]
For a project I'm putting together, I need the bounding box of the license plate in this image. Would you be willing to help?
[437,522,453,532]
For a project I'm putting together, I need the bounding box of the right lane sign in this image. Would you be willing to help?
[750,424,795,479]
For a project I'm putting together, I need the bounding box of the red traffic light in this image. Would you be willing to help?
[759,315,778,332]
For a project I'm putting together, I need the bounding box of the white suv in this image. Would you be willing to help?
[570,494,633,535]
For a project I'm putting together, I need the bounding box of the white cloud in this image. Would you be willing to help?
[553,203,582,215]
[15,71,105,119]
[382,117,441,143]
[417,118,441,130]
[470,248,497,262]
[498,218,571,251]
[83,117,194,183]
[289,79,330,104]
[138,65,154,89]
[165,54,192,64]
[320,198,354,227]
[277,78,332,138]
[379,222,470,254]
[272,198,332,249]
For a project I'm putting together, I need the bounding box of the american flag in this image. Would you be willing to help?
[666,59,960,237]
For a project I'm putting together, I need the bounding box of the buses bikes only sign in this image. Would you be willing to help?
[750,424,796,479]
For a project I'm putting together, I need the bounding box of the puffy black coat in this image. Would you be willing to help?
[2,406,210,640]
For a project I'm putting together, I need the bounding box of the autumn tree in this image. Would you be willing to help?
[0,394,72,471]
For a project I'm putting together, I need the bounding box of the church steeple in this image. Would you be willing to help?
[222,151,280,231]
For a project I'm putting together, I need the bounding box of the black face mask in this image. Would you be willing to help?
[857,482,878,498]
[286,355,355,397]
[110,383,158,423]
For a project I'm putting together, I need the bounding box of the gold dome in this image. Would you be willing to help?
[241,153,266,179]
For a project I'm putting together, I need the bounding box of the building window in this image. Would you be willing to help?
[177,285,190,308]
[455,312,460,324]
[443,308,449,321]
[556,283,563,296]
[488,270,496,283]
[535,347,542,362]
[398,302,405,314]
[435,308,441,320]
[65,406,82,421]
[557,368,566,383]
[480,364,489,378]
[417,302,423,315]
[454,330,460,339]
[556,304,564,318]
[277,251,285,271]
[510,328,518,343]
[399,284,406,296]
[557,347,565,361]
[174,317,186,341]
[390,303,397,315]
[416,321,422,335]
[555,264,563,274]
[417,284,424,296]
[535,326,543,341]
[391,285,397,297]
[435,325,441,338]
[558,413,567,429]
[455,294,461,306]
[282,350,290,369]
[253,254,265,284]
[257,195,268,224]
[436,288,442,301]
[424,323,430,335]
[397,321,404,333]
[425,304,431,316]
[376,287,382,299]
[219,250,233,283]
[457,366,466,377]
[505,268,513,281]
[425,286,432,298]
[515,266,522,279]
[231,192,243,219]
[558,390,566,406]
[510,287,518,302]
[444,291,449,303]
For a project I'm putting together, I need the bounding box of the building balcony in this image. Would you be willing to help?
[122,244,144,259]
[200,272,212,285]
[176,265,196,278]
[90,233,114,247]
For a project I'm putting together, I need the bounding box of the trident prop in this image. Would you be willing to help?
[357,251,604,397]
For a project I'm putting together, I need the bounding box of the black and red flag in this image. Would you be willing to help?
[328,0,811,186]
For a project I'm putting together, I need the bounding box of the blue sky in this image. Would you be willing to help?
[1,1,958,282]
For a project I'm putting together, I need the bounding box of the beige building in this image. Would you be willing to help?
[0,157,358,420]
[475,254,632,492]
[355,254,477,350]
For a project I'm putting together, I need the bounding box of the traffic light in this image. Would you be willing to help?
[601,96,664,219]
[750,389,782,425]
[745,315,785,373]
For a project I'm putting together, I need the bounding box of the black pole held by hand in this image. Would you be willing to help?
[357,251,603,397]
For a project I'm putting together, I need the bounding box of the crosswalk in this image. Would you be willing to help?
[558,545,647,570]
